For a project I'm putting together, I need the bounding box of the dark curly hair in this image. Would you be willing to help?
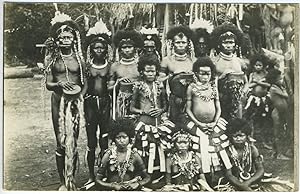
[110,118,135,143]
[113,28,144,49]
[192,28,211,57]
[137,53,160,73]
[226,118,252,137]
[210,22,249,54]
[167,25,193,40]
[192,56,216,81]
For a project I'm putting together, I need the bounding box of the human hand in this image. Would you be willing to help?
[127,182,139,190]
[58,81,76,91]
[148,108,163,117]
[120,77,132,83]
[207,121,217,130]
[240,182,252,191]
[111,182,122,191]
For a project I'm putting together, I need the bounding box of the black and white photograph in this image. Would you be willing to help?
[2,2,299,191]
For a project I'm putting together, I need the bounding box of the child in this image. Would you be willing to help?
[96,118,150,191]
[161,130,213,191]
[265,68,292,160]
[130,53,174,189]
[244,54,272,149]
[185,57,232,181]
[224,118,264,191]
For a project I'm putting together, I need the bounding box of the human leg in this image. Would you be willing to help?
[51,93,65,185]
[98,96,111,154]
[84,98,98,182]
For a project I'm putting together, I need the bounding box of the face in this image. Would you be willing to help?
[197,37,207,56]
[173,35,188,55]
[220,37,236,55]
[91,42,107,59]
[114,132,130,149]
[120,43,135,59]
[144,40,156,54]
[196,66,212,83]
[231,131,247,146]
[58,31,74,47]
[254,61,263,72]
[175,137,190,152]
[143,65,157,82]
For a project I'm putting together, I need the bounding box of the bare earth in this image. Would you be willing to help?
[3,78,296,191]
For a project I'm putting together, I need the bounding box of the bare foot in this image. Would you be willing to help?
[58,184,67,191]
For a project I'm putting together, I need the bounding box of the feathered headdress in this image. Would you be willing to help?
[190,18,214,34]
[113,28,144,49]
[49,11,80,40]
[86,19,112,46]
[85,19,113,63]
[45,11,84,85]
[140,26,162,54]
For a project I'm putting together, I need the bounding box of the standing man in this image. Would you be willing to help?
[210,22,249,121]
[160,26,195,126]
[44,12,87,190]
[83,19,112,189]
[108,28,143,119]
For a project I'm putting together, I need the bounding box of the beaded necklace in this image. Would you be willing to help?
[109,146,134,183]
[229,142,252,181]
[134,81,162,106]
[90,59,108,69]
[191,82,217,101]
[171,151,199,180]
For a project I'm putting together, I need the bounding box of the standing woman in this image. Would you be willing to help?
[83,19,112,188]
[108,29,144,119]
[44,12,87,190]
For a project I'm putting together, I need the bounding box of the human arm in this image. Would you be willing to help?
[185,85,208,130]
[158,58,169,81]
[124,152,150,190]
[80,61,88,96]
[225,168,252,191]
[207,84,221,130]
[95,152,122,190]
[242,146,264,186]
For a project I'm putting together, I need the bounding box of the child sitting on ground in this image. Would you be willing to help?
[161,130,213,191]
[224,118,264,191]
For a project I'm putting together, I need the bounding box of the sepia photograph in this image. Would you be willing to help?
[2,2,299,191]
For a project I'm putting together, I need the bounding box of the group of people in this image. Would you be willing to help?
[43,9,294,191]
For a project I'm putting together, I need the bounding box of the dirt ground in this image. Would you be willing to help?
[3,78,297,191]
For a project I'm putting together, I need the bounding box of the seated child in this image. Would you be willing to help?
[95,118,150,191]
[185,57,232,177]
[161,130,213,191]
[224,118,264,191]
[130,53,174,188]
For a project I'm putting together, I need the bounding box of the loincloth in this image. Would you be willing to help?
[185,118,232,173]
